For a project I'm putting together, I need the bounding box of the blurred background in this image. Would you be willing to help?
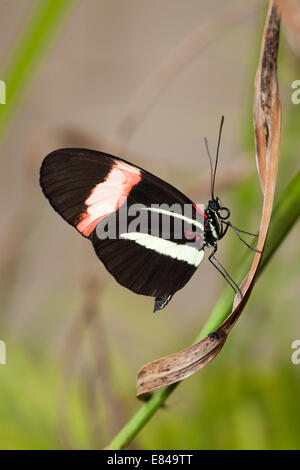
[0,0,299,449]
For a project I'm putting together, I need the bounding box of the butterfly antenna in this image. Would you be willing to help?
[204,137,214,200]
[211,115,225,200]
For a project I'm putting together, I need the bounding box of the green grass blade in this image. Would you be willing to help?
[0,0,76,143]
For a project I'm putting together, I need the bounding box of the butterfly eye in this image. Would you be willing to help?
[219,207,230,219]
[209,200,219,211]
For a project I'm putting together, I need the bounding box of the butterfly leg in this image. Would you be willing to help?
[223,221,261,252]
[208,244,243,299]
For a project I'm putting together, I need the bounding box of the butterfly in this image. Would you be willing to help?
[40,117,257,312]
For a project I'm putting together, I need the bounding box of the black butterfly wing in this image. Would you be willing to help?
[40,148,143,238]
[40,148,204,309]
[91,233,202,298]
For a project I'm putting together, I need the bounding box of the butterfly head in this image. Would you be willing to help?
[208,197,230,220]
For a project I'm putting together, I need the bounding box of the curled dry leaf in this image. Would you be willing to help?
[137,0,282,399]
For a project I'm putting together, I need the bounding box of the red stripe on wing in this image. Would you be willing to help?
[76,160,141,236]
[193,203,207,219]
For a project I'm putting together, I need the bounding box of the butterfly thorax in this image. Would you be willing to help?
[204,208,221,246]
[204,199,229,247]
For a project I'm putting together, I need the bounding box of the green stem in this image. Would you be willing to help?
[107,170,300,450]
[0,0,76,143]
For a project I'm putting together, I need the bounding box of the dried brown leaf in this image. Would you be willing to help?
[137,0,282,399]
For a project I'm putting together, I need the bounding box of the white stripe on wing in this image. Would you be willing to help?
[120,232,204,267]
[141,206,203,230]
